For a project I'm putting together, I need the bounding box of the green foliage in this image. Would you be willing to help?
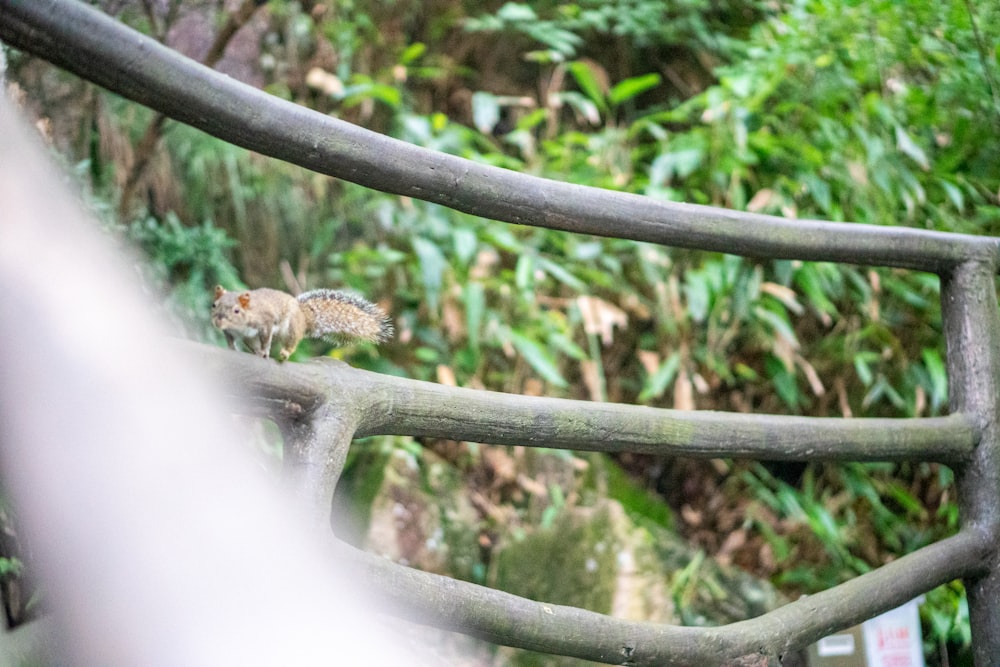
[641,0,1000,231]
[743,462,953,588]
[923,581,971,660]
[466,0,765,61]
[0,556,23,578]
[466,4,583,63]
[125,212,242,340]
[605,460,675,530]
[319,2,990,656]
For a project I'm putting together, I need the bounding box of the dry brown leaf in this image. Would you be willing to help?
[760,281,804,314]
[746,188,777,213]
[620,292,651,319]
[668,274,684,321]
[523,378,544,396]
[680,504,702,527]
[516,473,548,497]
[469,490,509,523]
[580,359,604,402]
[304,67,344,96]
[717,529,748,561]
[710,459,730,475]
[576,295,628,346]
[674,365,695,411]
[470,249,499,280]
[436,364,457,387]
[481,447,517,485]
[636,349,660,376]
[795,354,826,397]
[692,372,710,395]
[773,336,797,371]
[835,376,853,418]
[441,297,465,342]
[848,160,869,185]
[914,384,926,416]
[757,541,776,573]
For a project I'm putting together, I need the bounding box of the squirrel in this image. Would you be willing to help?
[211,285,393,360]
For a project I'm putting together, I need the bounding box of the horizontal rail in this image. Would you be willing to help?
[356,365,978,464]
[342,528,989,665]
[196,347,980,465]
[2,0,999,273]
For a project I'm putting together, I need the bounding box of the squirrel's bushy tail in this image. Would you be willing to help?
[297,289,393,345]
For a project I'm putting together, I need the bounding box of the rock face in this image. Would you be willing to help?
[333,439,785,665]
[492,500,675,624]
[335,439,483,580]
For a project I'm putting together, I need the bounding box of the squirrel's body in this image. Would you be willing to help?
[212,285,392,360]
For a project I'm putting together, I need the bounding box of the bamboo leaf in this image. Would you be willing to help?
[412,237,446,312]
[464,281,485,350]
[471,91,501,133]
[567,60,608,110]
[638,352,680,402]
[895,125,930,171]
[609,73,662,106]
[921,347,948,411]
[509,330,568,387]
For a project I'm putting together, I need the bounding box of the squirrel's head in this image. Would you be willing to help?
[211,286,253,329]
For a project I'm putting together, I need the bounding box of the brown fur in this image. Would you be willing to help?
[212,285,391,360]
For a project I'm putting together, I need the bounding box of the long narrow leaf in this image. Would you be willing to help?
[509,330,568,387]
[609,73,662,106]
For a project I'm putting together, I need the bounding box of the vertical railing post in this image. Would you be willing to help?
[940,259,1000,664]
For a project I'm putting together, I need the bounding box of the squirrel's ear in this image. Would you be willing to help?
[214,285,226,299]
[238,292,252,309]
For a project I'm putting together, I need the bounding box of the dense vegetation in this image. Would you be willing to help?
[5,0,1000,661]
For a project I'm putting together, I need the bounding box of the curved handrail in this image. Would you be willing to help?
[1,0,998,274]
[204,349,979,466]
[339,529,988,665]
[200,347,990,664]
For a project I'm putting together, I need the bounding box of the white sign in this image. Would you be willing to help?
[862,598,925,667]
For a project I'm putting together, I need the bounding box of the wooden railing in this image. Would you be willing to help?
[2,1,1000,664]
